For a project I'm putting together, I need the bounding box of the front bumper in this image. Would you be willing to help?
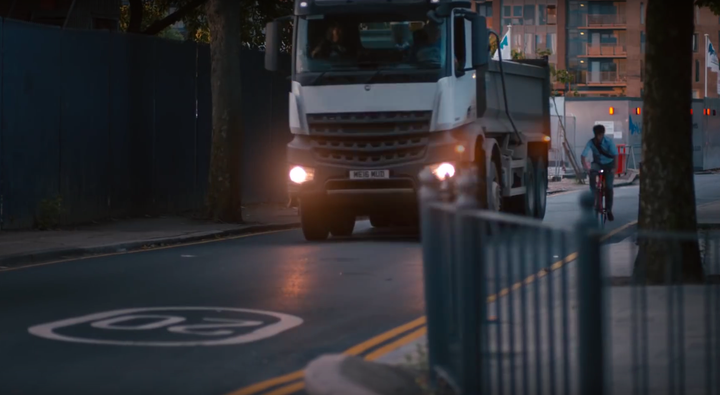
[286,130,470,215]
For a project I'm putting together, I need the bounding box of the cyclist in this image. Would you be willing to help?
[581,124,618,221]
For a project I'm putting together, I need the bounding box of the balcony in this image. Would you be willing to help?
[579,14,627,29]
[580,44,627,58]
[573,71,627,86]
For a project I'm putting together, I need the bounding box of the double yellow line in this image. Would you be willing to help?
[231,219,639,395]
[229,317,428,395]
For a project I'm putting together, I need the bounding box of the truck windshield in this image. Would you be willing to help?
[295,13,447,74]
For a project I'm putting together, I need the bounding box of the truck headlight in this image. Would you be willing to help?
[426,162,455,180]
[289,165,315,184]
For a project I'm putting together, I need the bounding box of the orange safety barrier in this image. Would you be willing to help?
[616,144,627,175]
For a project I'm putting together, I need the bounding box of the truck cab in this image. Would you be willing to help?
[265,0,551,241]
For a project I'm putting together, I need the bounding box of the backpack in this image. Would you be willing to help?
[591,138,615,159]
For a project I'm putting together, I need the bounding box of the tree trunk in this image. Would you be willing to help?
[635,0,703,284]
[127,0,143,33]
[205,0,244,223]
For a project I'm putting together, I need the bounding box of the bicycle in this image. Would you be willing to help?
[593,169,608,228]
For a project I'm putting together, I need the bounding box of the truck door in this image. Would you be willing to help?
[452,12,477,127]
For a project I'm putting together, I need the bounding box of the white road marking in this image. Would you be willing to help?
[91,315,186,330]
[28,307,303,347]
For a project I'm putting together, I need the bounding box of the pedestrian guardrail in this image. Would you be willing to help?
[418,167,720,395]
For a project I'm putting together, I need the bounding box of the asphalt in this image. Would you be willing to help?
[1,174,719,395]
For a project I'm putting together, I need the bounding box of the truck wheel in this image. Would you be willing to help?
[488,161,502,212]
[330,214,356,237]
[505,160,536,217]
[300,201,329,241]
[533,157,548,219]
[370,215,392,228]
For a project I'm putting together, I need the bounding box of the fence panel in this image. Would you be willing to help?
[195,44,212,209]
[1,20,62,229]
[59,28,111,224]
[268,55,293,202]
[420,168,720,395]
[153,39,199,212]
[240,50,274,203]
[107,31,134,217]
[124,34,156,214]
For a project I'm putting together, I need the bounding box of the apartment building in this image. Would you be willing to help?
[473,0,720,98]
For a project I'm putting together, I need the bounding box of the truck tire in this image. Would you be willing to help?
[533,157,548,219]
[370,215,392,228]
[488,161,502,212]
[506,160,536,217]
[330,214,356,237]
[300,200,329,241]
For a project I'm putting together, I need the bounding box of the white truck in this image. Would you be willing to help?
[265,0,551,241]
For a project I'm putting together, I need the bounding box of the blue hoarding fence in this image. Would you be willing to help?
[0,19,290,229]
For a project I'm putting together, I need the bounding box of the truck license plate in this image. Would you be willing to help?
[349,170,389,180]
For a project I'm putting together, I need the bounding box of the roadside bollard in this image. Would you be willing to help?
[418,168,441,207]
[576,191,605,395]
[453,166,485,392]
[418,167,444,385]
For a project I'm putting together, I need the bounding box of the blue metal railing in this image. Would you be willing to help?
[418,167,720,395]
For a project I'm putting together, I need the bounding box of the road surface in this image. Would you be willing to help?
[1,174,719,395]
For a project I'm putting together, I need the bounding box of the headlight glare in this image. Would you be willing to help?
[289,165,315,184]
[427,162,456,180]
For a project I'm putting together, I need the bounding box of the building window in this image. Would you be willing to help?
[525,33,534,55]
[696,6,700,25]
[640,3,645,25]
[547,5,557,25]
[535,34,544,53]
[693,34,698,52]
[547,33,557,54]
[476,2,493,17]
[537,5,547,25]
[502,6,521,26]
[696,59,700,82]
[641,31,646,53]
[524,5,535,25]
[513,32,523,50]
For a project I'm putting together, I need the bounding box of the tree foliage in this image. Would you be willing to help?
[119,0,293,48]
[696,0,720,15]
[120,2,186,40]
[511,49,525,60]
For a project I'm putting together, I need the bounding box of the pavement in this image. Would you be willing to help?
[0,175,719,395]
[0,203,300,269]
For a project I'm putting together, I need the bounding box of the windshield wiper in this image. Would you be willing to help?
[365,69,384,84]
[310,70,329,85]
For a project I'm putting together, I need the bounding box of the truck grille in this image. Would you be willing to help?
[307,111,431,166]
